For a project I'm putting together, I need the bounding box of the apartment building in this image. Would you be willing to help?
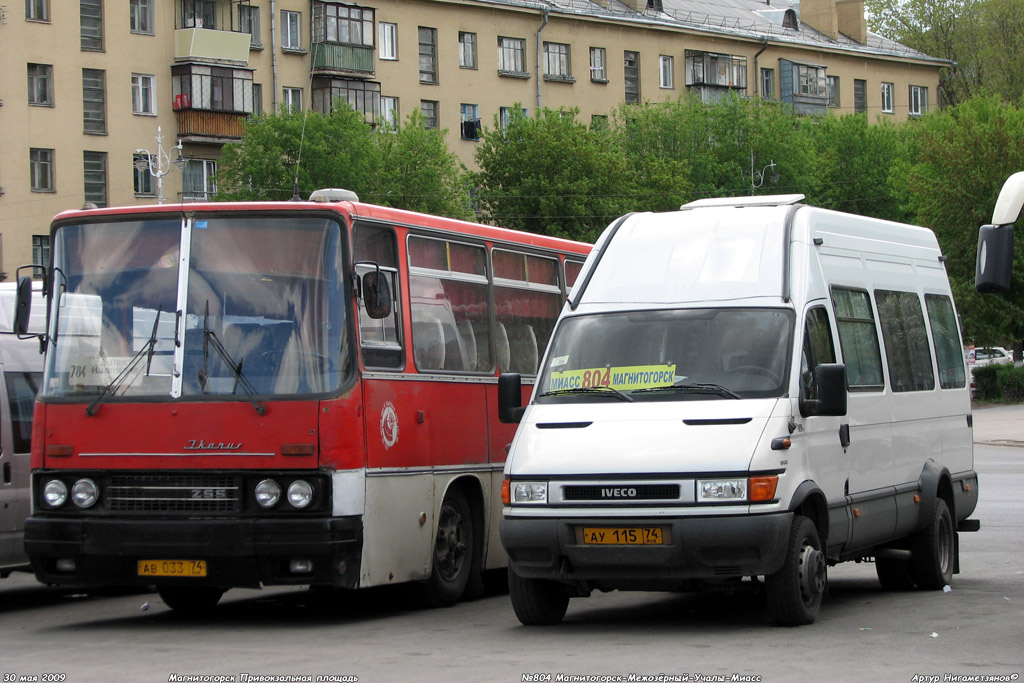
[0,0,947,277]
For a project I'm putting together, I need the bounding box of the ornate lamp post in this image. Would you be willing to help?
[134,126,186,204]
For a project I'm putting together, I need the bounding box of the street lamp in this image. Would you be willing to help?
[135,126,186,204]
[751,150,779,193]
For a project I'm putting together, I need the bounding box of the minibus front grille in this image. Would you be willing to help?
[562,484,681,502]
[107,474,242,513]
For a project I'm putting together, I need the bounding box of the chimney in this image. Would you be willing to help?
[836,0,867,43]
[797,0,838,39]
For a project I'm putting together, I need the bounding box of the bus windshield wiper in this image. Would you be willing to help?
[537,386,634,402]
[86,306,162,416]
[197,301,267,415]
[631,382,741,400]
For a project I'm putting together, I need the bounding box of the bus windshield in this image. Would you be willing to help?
[43,214,349,401]
[536,308,794,402]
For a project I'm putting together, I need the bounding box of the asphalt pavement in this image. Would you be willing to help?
[972,401,1024,446]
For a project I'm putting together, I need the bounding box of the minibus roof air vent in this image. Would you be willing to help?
[681,194,805,210]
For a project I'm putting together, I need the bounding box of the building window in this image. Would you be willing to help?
[686,51,747,90]
[252,83,262,115]
[26,0,49,21]
[32,236,51,275]
[659,55,673,89]
[500,106,527,130]
[283,87,302,112]
[797,64,826,97]
[461,103,481,140]
[82,68,106,134]
[130,0,152,34]
[240,5,260,46]
[544,42,572,81]
[133,153,155,196]
[182,159,216,201]
[498,37,527,76]
[173,64,254,113]
[281,10,302,50]
[624,51,640,104]
[590,47,607,82]
[28,64,53,106]
[81,0,103,51]
[420,100,438,129]
[313,2,374,46]
[881,82,894,113]
[30,148,55,192]
[132,74,156,115]
[909,85,928,116]
[380,96,399,130]
[379,22,397,60]
[826,75,840,107]
[459,32,477,69]
[761,67,775,99]
[854,79,866,113]
[312,77,381,123]
[83,151,107,207]
[419,27,438,84]
[180,0,216,28]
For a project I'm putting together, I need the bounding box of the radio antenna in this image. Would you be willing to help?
[290,73,315,202]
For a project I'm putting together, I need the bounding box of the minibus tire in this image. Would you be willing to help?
[766,515,825,626]
[910,498,954,590]
[158,586,225,614]
[508,570,569,625]
[423,487,473,607]
[875,556,916,590]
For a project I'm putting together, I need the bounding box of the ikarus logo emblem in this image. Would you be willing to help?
[380,401,399,450]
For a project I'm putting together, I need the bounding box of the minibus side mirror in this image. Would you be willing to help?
[498,373,525,424]
[800,363,847,418]
[13,274,33,336]
[361,270,392,319]
[976,224,1013,294]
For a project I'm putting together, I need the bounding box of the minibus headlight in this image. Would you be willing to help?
[512,482,548,504]
[71,478,99,508]
[255,479,282,508]
[287,480,314,509]
[697,478,747,503]
[43,479,68,508]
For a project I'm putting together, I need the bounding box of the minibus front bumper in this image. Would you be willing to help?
[24,515,363,589]
[501,511,794,589]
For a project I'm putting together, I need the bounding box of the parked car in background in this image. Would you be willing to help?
[965,347,1014,368]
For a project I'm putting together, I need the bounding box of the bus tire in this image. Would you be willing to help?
[508,569,569,625]
[910,497,955,590]
[158,586,224,614]
[875,556,916,591]
[423,487,473,607]
[766,515,825,626]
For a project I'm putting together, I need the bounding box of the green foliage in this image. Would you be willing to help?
[972,364,1001,400]
[997,364,1024,403]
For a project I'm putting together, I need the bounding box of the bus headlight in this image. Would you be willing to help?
[287,480,314,509]
[255,479,282,508]
[71,478,99,508]
[512,482,548,504]
[697,478,747,502]
[43,479,68,508]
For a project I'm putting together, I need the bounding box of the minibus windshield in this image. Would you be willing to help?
[536,308,794,402]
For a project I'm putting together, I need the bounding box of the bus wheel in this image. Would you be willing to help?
[423,487,473,607]
[766,515,825,626]
[910,497,955,590]
[875,556,916,590]
[158,586,225,614]
[508,569,569,625]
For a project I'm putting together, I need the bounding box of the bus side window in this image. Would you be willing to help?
[354,224,404,370]
[493,250,562,376]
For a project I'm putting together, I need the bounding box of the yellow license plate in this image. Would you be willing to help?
[580,527,664,545]
[138,559,207,577]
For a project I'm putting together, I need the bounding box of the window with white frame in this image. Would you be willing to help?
[30,148,55,192]
[130,0,153,34]
[132,73,156,115]
[281,10,302,50]
[283,87,302,112]
[881,82,894,113]
[659,55,674,89]
[32,236,51,274]
[797,64,826,97]
[379,22,397,60]
[461,103,481,140]
[761,67,775,99]
[590,47,607,82]
[27,0,49,21]
[314,2,374,46]
[499,106,527,130]
[909,85,928,116]
[544,42,572,81]
[182,159,216,201]
[826,75,840,107]
[28,64,54,106]
[380,96,399,130]
[460,32,477,69]
[498,37,527,76]
[240,4,260,46]
[133,153,154,196]
[419,27,438,84]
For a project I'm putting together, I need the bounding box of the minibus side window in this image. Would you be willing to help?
[355,224,404,370]
[831,287,884,391]
[925,294,967,390]
[5,371,41,453]
[801,306,836,400]
[875,289,935,392]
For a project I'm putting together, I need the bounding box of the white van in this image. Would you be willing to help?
[498,195,980,626]
[0,282,45,578]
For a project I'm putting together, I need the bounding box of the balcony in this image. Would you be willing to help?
[311,42,374,77]
[175,109,246,142]
[175,28,251,65]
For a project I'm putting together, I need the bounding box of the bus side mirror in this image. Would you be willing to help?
[13,275,33,336]
[976,224,1013,294]
[800,363,847,418]
[498,373,525,424]
[362,271,392,319]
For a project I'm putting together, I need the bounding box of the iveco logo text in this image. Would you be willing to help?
[601,487,638,498]
[184,440,242,451]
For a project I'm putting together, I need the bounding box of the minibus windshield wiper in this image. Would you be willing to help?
[197,301,267,415]
[631,382,742,400]
[85,306,163,416]
[537,386,634,402]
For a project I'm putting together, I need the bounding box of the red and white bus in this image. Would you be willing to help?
[17,190,590,612]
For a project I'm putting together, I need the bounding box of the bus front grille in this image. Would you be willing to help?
[107,474,242,513]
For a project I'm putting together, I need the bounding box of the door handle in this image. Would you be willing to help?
[839,423,850,449]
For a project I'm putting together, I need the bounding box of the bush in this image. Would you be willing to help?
[997,364,1024,403]
[972,364,1002,400]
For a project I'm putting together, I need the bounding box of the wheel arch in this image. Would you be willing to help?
[439,474,486,589]
[919,460,955,526]
[788,480,829,544]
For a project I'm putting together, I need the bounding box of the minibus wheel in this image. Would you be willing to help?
[766,515,825,626]
[423,487,473,607]
[158,586,225,614]
[508,570,569,625]
[910,498,954,590]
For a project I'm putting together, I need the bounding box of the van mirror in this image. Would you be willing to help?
[800,363,847,417]
[498,373,525,423]
[976,224,1013,294]
[13,275,33,336]
[361,270,392,319]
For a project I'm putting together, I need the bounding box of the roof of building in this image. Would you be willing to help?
[469,0,947,64]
